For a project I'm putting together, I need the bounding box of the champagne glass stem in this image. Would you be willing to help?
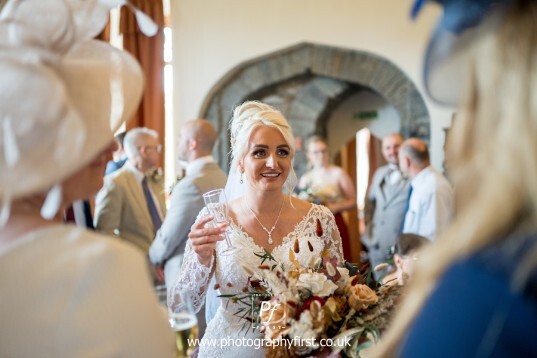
[223,228,232,249]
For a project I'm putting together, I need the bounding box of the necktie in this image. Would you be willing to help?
[64,205,76,223]
[400,185,413,233]
[82,200,94,230]
[142,177,162,231]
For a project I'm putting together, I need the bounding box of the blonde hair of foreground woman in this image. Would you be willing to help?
[377,1,537,355]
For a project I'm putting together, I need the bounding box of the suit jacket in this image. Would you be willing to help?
[149,161,227,278]
[94,166,166,253]
[363,165,410,267]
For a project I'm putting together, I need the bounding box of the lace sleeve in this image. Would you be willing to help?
[168,208,215,314]
[318,205,344,263]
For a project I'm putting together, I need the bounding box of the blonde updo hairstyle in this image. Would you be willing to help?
[229,101,298,193]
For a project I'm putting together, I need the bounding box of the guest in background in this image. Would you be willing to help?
[149,119,227,335]
[298,135,356,260]
[0,1,174,355]
[378,0,537,356]
[94,127,166,253]
[382,233,430,286]
[362,133,410,279]
[105,130,128,175]
[399,138,454,240]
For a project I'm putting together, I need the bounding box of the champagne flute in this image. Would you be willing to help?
[154,284,168,307]
[202,188,234,255]
[168,289,198,357]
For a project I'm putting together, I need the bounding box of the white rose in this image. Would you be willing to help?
[288,311,320,355]
[297,273,338,297]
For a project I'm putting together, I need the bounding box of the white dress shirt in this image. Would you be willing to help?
[71,200,89,227]
[386,163,403,185]
[403,166,454,240]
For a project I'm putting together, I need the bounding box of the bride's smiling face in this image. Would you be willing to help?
[240,126,292,192]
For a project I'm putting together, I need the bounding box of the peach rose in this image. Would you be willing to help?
[348,284,378,311]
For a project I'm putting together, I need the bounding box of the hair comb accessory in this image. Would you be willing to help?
[230,121,241,152]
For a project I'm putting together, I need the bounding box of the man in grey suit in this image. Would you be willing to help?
[94,128,166,253]
[149,119,227,288]
[149,119,226,338]
[362,133,410,279]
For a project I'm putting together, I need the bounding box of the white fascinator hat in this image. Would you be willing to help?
[0,0,152,221]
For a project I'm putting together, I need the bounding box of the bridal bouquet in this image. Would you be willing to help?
[294,184,345,208]
[221,248,401,357]
[293,186,322,205]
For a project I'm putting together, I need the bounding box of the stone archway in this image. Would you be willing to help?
[199,42,430,169]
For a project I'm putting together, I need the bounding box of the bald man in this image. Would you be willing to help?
[363,133,410,279]
[149,119,227,289]
[399,138,454,240]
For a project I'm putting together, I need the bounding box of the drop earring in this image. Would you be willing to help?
[240,172,244,184]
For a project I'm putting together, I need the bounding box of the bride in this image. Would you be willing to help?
[169,101,343,357]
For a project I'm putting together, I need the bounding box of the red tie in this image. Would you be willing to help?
[64,205,75,223]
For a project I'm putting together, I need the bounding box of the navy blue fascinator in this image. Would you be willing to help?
[412,0,510,106]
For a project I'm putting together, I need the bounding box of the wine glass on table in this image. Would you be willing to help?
[168,288,198,357]
[202,188,234,255]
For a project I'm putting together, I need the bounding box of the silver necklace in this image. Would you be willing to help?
[245,198,284,245]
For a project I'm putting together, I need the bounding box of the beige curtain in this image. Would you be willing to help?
[120,0,165,168]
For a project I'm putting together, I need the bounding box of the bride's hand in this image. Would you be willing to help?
[189,215,226,266]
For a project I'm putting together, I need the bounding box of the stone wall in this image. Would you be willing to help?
[200,42,430,170]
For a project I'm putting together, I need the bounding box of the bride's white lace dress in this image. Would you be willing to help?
[170,204,343,358]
